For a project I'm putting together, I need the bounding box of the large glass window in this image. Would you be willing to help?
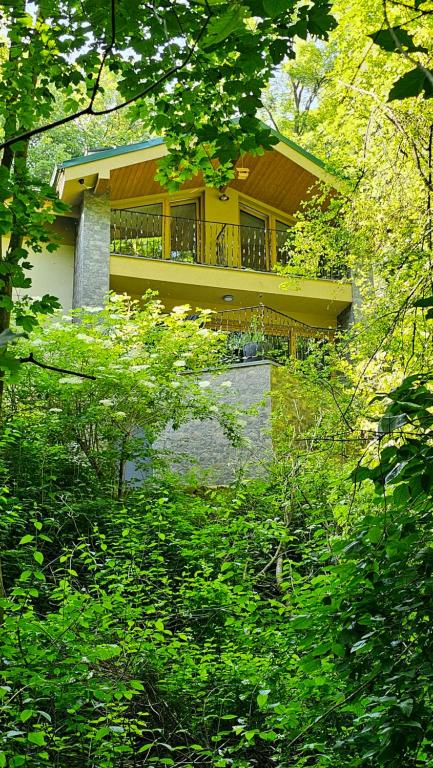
[170,201,198,262]
[111,203,163,258]
[275,220,291,265]
[240,209,268,271]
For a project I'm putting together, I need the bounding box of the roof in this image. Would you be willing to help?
[270,127,326,171]
[57,136,165,170]
[56,125,327,174]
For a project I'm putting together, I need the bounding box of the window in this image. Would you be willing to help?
[239,208,268,271]
[275,220,291,265]
[111,203,163,258]
[170,201,198,262]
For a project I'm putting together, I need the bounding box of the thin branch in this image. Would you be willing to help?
[390,0,433,10]
[0,12,211,153]
[287,670,381,749]
[19,352,96,380]
[256,541,283,577]
[383,0,433,90]
[339,80,431,190]
[262,104,280,132]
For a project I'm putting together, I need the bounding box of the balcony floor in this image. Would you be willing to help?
[110,255,352,328]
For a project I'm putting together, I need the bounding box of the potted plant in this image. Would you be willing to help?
[226,317,266,361]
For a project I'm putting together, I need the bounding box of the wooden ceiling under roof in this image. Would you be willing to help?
[230,152,322,214]
[110,150,322,215]
[110,161,201,201]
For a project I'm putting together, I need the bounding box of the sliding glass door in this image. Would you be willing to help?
[239,209,268,271]
[170,201,198,262]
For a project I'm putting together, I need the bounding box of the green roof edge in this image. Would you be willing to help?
[57,136,165,169]
[56,124,328,176]
[269,127,327,170]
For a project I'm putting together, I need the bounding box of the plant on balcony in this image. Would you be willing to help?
[169,250,195,263]
[226,317,267,361]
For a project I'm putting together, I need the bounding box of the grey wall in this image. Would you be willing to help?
[154,361,276,484]
[73,190,110,308]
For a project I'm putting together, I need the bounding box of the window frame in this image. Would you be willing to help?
[238,200,292,269]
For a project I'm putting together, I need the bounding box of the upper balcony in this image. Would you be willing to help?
[110,207,346,279]
[51,130,354,324]
[109,207,352,328]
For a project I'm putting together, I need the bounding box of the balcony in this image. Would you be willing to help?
[110,208,347,280]
[211,304,334,362]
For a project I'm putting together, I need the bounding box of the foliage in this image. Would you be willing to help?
[7,294,240,498]
[28,71,151,183]
[1,1,433,767]
[0,337,359,767]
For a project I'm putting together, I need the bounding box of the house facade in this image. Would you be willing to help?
[15,131,353,482]
[22,130,352,335]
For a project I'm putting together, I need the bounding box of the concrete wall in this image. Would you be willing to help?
[8,217,76,310]
[154,360,276,484]
[18,245,75,311]
[73,191,110,308]
[154,360,276,485]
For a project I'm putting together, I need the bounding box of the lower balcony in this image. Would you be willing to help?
[212,304,335,362]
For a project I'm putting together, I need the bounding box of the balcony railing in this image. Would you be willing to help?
[209,304,335,362]
[110,208,347,280]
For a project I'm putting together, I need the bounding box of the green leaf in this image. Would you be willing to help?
[389,68,433,101]
[351,465,373,483]
[20,710,33,722]
[0,329,26,348]
[257,690,269,708]
[33,551,44,565]
[414,295,433,307]
[370,27,427,54]
[332,643,346,657]
[366,526,382,544]
[263,0,287,17]
[204,7,244,47]
[378,412,408,433]
[27,732,45,746]
[398,699,414,716]
[92,645,121,661]
[19,535,34,545]
[0,752,6,768]
[129,680,144,691]
[94,726,110,742]
[306,2,337,38]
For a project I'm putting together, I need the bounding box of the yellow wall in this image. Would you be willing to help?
[2,218,75,311]
[110,255,352,328]
[204,187,240,225]
[15,244,74,310]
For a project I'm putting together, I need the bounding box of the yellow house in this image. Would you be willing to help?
[15,131,354,481]
[23,129,352,353]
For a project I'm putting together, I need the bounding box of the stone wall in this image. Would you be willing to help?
[73,190,110,308]
[154,361,277,484]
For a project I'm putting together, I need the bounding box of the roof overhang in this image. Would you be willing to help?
[53,128,338,211]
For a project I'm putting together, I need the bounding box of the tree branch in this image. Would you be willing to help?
[0,11,211,154]
[383,0,433,90]
[19,352,96,380]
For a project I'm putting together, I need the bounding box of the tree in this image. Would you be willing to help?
[262,39,336,136]
[28,70,151,182]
